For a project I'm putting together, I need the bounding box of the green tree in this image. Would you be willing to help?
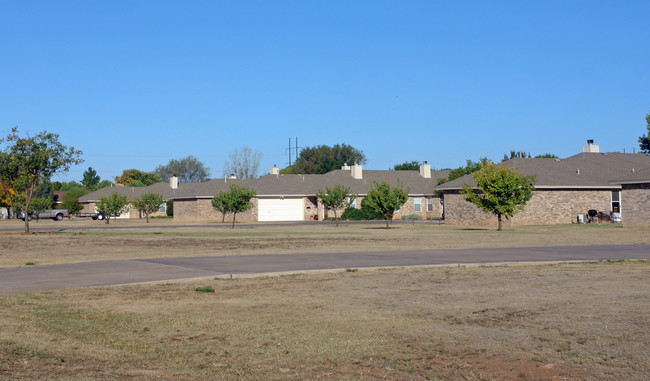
[317,184,354,227]
[534,153,559,158]
[28,197,53,221]
[165,200,173,217]
[285,143,366,174]
[362,181,408,228]
[0,127,83,233]
[131,192,164,223]
[223,146,263,179]
[446,158,489,182]
[60,187,89,214]
[34,182,54,202]
[155,155,210,183]
[502,150,531,161]
[59,181,84,191]
[95,193,128,224]
[212,184,256,228]
[460,161,536,231]
[82,167,101,189]
[211,192,229,223]
[96,180,114,189]
[114,169,159,187]
[639,110,650,153]
[393,160,421,171]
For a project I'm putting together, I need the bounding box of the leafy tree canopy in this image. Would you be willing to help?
[82,167,101,189]
[317,184,355,226]
[114,169,159,187]
[0,127,83,233]
[460,161,536,231]
[59,181,85,191]
[0,180,15,207]
[155,155,210,183]
[60,187,89,214]
[131,192,164,223]
[95,193,128,224]
[285,143,366,174]
[393,160,421,171]
[362,181,408,228]
[534,153,559,158]
[34,182,54,202]
[212,184,256,228]
[639,110,650,153]
[445,158,489,183]
[502,150,531,161]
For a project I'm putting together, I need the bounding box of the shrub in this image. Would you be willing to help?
[342,207,364,220]
[166,200,173,216]
[401,214,422,221]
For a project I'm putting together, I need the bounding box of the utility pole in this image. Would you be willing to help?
[286,137,302,167]
[287,138,292,166]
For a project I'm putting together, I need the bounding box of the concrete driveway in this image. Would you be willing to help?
[0,244,648,294]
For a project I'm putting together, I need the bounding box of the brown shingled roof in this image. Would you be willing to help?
[436,152,650,190]
[80,168,451,202]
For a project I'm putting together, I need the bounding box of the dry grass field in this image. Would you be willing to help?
[1,262,648,380]
[0,219,649,268]
[0,220,649,380]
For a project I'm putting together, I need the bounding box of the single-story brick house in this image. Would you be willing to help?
[78,181,179,219]
[79,162,450,222]
[436,143,650,227]
[170,162,450,222]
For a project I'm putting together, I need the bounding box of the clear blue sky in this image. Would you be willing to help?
[2,1,649,183]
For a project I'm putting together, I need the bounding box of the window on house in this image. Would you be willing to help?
[159,203,166,213]
[427,197,433,212]
[348,197,357,208]
[414,197,421,212]
[611,190,620,213]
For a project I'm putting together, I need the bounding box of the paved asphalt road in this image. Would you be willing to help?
[1,244,648,294]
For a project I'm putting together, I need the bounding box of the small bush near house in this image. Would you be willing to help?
[401,214,422,221]
[342,207,364,220]
[166,200,173,217]
[361,204,384,220]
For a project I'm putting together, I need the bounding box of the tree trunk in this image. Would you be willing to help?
[334,210,339,227]
[497,213,502,231]
[24,186,34,234]
[231,212,237,228]
[221,212,226,223]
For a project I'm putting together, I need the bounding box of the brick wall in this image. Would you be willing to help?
[318,195,444,221]
[174,198,258,223]
[444,188,614,227]
[621,183,650,227]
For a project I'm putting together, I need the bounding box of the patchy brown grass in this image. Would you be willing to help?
[0,219,648,268]
[1,261,648,380]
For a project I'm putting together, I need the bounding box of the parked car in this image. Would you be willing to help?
[17,209,70,221]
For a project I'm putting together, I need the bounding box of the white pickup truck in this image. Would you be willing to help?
[17,209,70,221]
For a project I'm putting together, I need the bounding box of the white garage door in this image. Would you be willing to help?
[258,198,304,222]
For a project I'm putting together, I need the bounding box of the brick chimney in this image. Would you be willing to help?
[351,162,362,179]
[582,139,600,153]
[419,161,431,178]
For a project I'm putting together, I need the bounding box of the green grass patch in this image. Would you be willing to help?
[194,287,215,293]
